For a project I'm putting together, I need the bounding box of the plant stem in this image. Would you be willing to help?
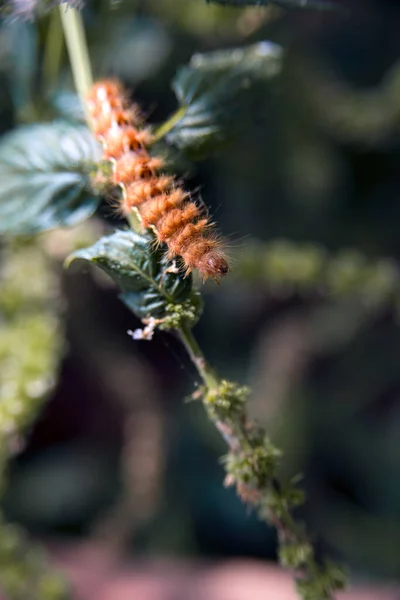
[43,8,64,93]
[153,106,187,142]
[178,324,219,390]
[176,324,344,599]
[59,3,93,125]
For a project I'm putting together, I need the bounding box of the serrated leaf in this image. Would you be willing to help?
[66,229,193,319]
[0,121,102,235]
[164,42,283,157]
[206,0,338,9]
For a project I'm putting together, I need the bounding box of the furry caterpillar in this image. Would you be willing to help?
[86,80,229,281]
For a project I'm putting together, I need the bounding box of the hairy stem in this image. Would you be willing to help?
[59,3,93,124]
[176,324,344,599]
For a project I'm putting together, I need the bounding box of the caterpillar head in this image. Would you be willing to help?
[198,252,229,281]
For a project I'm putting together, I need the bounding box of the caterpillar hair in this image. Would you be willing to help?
[86,79,229,282]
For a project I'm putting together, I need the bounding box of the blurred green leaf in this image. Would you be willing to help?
[163,42,282,157]
[50,91,86,123]
[206,0,337,8]
[0,241,64,481]
[3,20,37,112]
[0,122,102,235]
[235,240,400,312]
[66,229,193,319]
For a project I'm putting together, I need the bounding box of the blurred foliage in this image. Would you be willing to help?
[304,59,400,146]
[0,240,66,599]
[236,240,400,312]
[0,517,68,600]
[1,19,37,118]
[0,241,63,478]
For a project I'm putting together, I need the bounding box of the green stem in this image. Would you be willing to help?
[178,324,219,390]
[59,3,93,125]
[43,9,64,93]
[175,322,345,599]
[153,106,187,142]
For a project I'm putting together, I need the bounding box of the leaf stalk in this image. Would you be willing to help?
[153,106,187,142]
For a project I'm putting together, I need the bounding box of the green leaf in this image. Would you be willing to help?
[50,91,86,123]
[206,0,338,9]
[163,42,283,157]
[0,121,102,235]
[66,229,193,319]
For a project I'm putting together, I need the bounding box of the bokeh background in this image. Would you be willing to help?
[2,0,400,597]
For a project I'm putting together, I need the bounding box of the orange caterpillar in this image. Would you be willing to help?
[86,80,229,281]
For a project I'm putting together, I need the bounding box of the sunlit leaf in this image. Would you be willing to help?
[0,121,102,235]
[162,42,283,157]
[66,229,193,319]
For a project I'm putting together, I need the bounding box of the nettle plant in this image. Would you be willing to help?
[0,1,349,599]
